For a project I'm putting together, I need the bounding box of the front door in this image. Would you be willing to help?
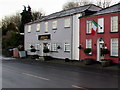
[97,38,104,61]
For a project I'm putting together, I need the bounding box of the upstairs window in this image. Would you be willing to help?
[98,18,104,33]
[86,39,92,48]
[64,18,71,28]
[86,20,92,34]
[28,25,31,33]
[45,22,48,33]
[52,21,57,30]
[36,24,40,32]
[111,16,118,32]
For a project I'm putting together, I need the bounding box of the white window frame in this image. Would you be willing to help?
[51,43,58,52]
[98,18,104,33]
[52,21,57,30]
[86,39,92,48]
[28,25,31,33]
[111,16,118,32]
[111,38,118,57]
[86,39,92,54]
[36,24,40,32]
[86,20,92,34]
[45,22,48,32]
[64,43,70,52]
[64,18,71,28]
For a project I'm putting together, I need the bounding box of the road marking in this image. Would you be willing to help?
[22,73,50,81]
[72,85,89,90]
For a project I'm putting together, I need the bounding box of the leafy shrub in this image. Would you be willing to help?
[84,48,92,55]
[43,48,50,53]
[30,48,36,52]
[101,49,109,56]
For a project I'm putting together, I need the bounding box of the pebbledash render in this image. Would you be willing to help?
[24,4,101,60]
[79,3,120,63]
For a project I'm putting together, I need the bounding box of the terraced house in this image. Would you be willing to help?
[79,3,120,63]
[24,4,101,60]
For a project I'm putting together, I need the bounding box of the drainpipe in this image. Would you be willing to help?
[118,12,120,64]
[71,15,73,60]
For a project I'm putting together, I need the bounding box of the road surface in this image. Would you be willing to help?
[2,59,119,89]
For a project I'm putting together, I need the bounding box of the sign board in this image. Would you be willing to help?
[38,34,51,40]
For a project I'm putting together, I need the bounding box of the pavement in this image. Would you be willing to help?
[17,57,119,71]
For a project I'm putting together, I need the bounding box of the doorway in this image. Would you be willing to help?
[97,38,104,61]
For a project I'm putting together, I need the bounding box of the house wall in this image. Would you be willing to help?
[25,16,73,59]
[80,12,119,63]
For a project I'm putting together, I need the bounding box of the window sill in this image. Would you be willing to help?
[64,27,70,28]
[86,33,91,35]
[36,31,40,32]
[97,32,104,34]
[110,31,118,33]
[51,51,58,53]
[110,56,118,58]
[52,28,57,30]
[64,51,70,53]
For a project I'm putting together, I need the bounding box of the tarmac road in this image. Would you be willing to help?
[2,59,119,89]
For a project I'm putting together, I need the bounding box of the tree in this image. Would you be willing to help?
[96,0,112,8]
[32,10,45,21]
[63,2,79,10]
[63,0,114,10]
[20,5,33,33]
[1,13,21,35]
[63,0,92,10]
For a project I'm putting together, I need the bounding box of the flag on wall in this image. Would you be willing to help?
[91,20,98,35]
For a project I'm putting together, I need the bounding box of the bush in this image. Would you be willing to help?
[43,48,49,53]
[84,48,92,55]
[30,48,36,52]
[101,49,109,56]
[65,58,70,62]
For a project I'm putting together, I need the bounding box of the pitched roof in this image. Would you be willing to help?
[93,3,120,16]
[27,4,101,25]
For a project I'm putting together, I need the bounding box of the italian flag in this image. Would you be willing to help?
[91,20,98,36]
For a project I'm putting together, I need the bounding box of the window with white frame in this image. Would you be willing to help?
[98,18,104,33]
[45,22,48,32]
[111,38,118,57]
[51,43,58,52]
[86,39,92,48]
[36,44,40,50]
[111,16,118,32]
[64,18,71,28]
[52,21,57,30]
[28,25,31,33]
[64,43,70,52]
[86,20,92,34]
[36,24,40,32]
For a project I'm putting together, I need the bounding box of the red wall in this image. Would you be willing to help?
[80,12,119,63]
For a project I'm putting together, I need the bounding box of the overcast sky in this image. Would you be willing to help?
[0,0,119,20]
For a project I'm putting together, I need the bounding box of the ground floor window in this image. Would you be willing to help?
[86,39,92,48]
[111,38,118,57]
[64,43,70,52]
[51,43,58,52]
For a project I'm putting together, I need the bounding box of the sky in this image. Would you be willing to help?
[0,0,119,20]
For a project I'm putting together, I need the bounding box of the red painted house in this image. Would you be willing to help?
[79,3,120,63]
